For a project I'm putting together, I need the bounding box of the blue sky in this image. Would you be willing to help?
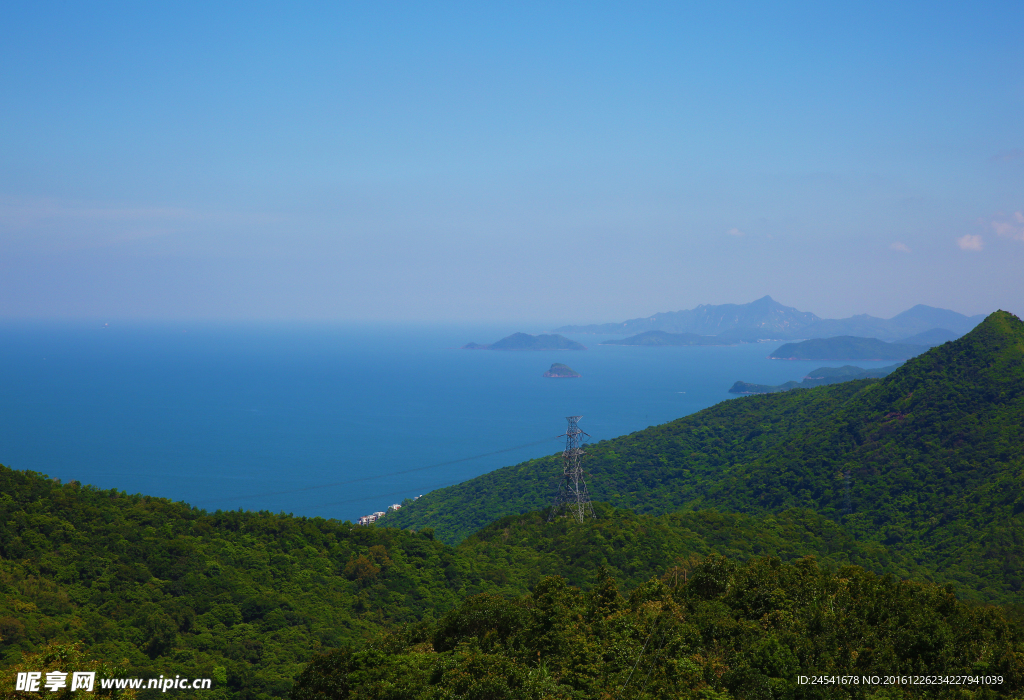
[2,1,1022,324]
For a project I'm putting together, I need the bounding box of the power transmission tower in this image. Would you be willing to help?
[549,416,595,522]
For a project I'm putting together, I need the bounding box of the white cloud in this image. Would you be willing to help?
[890,242,911,253]
[726,227,744,236]
[957,234,984,251]
[991,212,1024,241]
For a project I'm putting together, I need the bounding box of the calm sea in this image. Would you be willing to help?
[0,321,899,522]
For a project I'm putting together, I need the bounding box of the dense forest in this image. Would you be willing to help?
[10,469,1024,698]
[292,558,1024,699]
[0,467,497,698]
[1,468,949,698]
[1,311,1021,698]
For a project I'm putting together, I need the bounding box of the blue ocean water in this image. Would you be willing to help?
[0,322,899,522]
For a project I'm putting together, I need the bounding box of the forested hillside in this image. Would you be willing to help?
[7,466,1006,698]
[0,468,905,699]
[386,311,1024,602]
[0,468,498,698]
[293,557,1024,699]
[457,505,914,594]
[385,380,869,541]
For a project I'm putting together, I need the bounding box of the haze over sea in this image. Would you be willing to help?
[0,322,900,522]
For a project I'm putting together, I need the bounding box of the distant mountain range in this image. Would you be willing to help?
[554,296,984,343]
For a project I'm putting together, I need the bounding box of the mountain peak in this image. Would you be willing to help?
[958,309,1024,363]
[889,304,981,327]
[867,309,1023,413]
[947,309,1022,355]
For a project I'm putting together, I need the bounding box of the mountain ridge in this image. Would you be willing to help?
[554,297,985,342]
[555,295,819,337]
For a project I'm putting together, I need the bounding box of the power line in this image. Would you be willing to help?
[196,436,560,505]
[616,575,684,698]
[616,613,661,699]
[312,481,457,510]
[635,613,675,698]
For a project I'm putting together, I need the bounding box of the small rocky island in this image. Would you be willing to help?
[461,332,587,351]
[543,363,581,378]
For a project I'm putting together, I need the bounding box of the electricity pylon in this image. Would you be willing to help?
[549,416,595,522]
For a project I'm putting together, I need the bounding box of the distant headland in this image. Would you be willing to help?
[462,332,586,351]
[543,363,581,377]
[729,363,902,394]
[768,336,928,361]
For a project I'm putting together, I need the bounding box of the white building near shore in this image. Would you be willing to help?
[357,511,386,525]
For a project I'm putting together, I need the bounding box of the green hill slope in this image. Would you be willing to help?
[383,379,867,541]
[293,557,1024,700]
[4,412,1022,696]
[455,504,920,594]
[385,311,1024,602]
[0,467,495,698]
[0,468,948,698]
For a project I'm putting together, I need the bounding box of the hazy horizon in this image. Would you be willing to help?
[0,295,1005,334]
[2,3,1021,324]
